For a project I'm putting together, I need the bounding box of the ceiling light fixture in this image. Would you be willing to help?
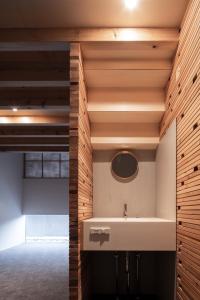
[124,0,139,10]
[12,107,18,112]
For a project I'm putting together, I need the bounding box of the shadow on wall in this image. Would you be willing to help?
[0,153,25,251]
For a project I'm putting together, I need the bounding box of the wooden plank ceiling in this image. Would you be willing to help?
[81,32,179,150]
[0,42,69,152]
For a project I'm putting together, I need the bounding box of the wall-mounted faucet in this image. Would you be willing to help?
[124,203,128,217]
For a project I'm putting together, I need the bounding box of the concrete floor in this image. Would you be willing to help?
[0,242,69,300]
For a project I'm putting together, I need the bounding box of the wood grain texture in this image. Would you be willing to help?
[0,28,179,43]
[160,0,200,299]
[69,43,93,300]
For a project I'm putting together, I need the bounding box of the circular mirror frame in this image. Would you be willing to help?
[111,150,139,182]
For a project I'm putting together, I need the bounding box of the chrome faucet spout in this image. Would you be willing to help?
[124,203,128,217]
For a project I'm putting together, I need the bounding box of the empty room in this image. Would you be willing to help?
[0,151,69,299]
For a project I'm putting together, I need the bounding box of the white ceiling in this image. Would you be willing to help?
[0,0,188,29]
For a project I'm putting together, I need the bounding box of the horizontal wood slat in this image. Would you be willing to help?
[0,137,68,145]
[0,146,69,152]
[0,125,68,136]
[69,44,93,300]
[160,0,200,298]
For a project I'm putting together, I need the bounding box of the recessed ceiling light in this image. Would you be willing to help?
[124,0,139,10]
[12,107,18,112]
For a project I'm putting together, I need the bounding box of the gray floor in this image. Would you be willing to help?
[0,242,69,300]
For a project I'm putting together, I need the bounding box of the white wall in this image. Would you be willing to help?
[23,178,69,237]
[156,120,176,220]
[23,178,68,214]
[93,150,156,218]
[26,215,68,237]
[0,153,25,251]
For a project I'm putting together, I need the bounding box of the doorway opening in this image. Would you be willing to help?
[0,151,69,300]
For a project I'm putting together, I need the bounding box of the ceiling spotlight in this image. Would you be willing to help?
[124,0,138,10]
[12,107,18,112]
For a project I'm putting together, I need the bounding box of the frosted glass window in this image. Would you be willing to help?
[43,152,60,161]
[43,161,60,178]
[26,153,42,160]
[26,161,42,177]
[24,152,69,178]
[61,161,69,177]
[61,152,69,161]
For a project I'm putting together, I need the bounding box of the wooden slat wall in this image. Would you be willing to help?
[69,43,93,300]
[160,0,200,299]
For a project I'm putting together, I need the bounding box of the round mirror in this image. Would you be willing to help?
[111,151,139,182]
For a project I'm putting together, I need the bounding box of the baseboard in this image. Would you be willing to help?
[26,236,69,243]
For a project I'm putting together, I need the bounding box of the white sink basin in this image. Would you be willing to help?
[82,217,176,251]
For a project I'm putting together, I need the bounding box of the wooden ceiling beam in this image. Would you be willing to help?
[0,125,68,136]
[0,146,69,152]
[0,28,179,43]
[0,115,69,125]
[89,111,164,123]
[91,136,159,150]
[0,81,70,88]
[88,88,165,104]
[91,123,159,137]
[0,69,69,82]
[85,69,171,88]
[0,42,70,52]
[0,86,69,107]
[0,137,68,145]
[85,59,172,70]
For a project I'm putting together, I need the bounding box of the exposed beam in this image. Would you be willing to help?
[0,28,179,43]
[88,88,165,123]
[0,115,68,125]
[88,88,165,104]
[0,137,68,145]
[0,125,68,136]
[0,146,69,152]
[0,81,70,88]
[81,42,178,61]
[91,136,159,150]
[91,123,159,137]
[0,86,69,107]
[88,88,165,112]
[0,109,69,116]
[84,59,172,70]
[85,69,171,88]
[89,111,164,123]
[0,42,70,52]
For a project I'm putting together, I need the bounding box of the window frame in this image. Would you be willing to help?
[24,152,69,179]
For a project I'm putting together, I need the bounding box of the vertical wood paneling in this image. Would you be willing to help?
[69,43,93,300]
[160,0,200,299]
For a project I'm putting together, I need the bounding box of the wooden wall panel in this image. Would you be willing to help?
[160,0,200,299]
[69,43,93,300]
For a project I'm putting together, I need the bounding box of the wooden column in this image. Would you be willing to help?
[69,43,93,300]
[160,0,200,298]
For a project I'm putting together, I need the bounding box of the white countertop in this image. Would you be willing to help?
[83,217,175,223]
